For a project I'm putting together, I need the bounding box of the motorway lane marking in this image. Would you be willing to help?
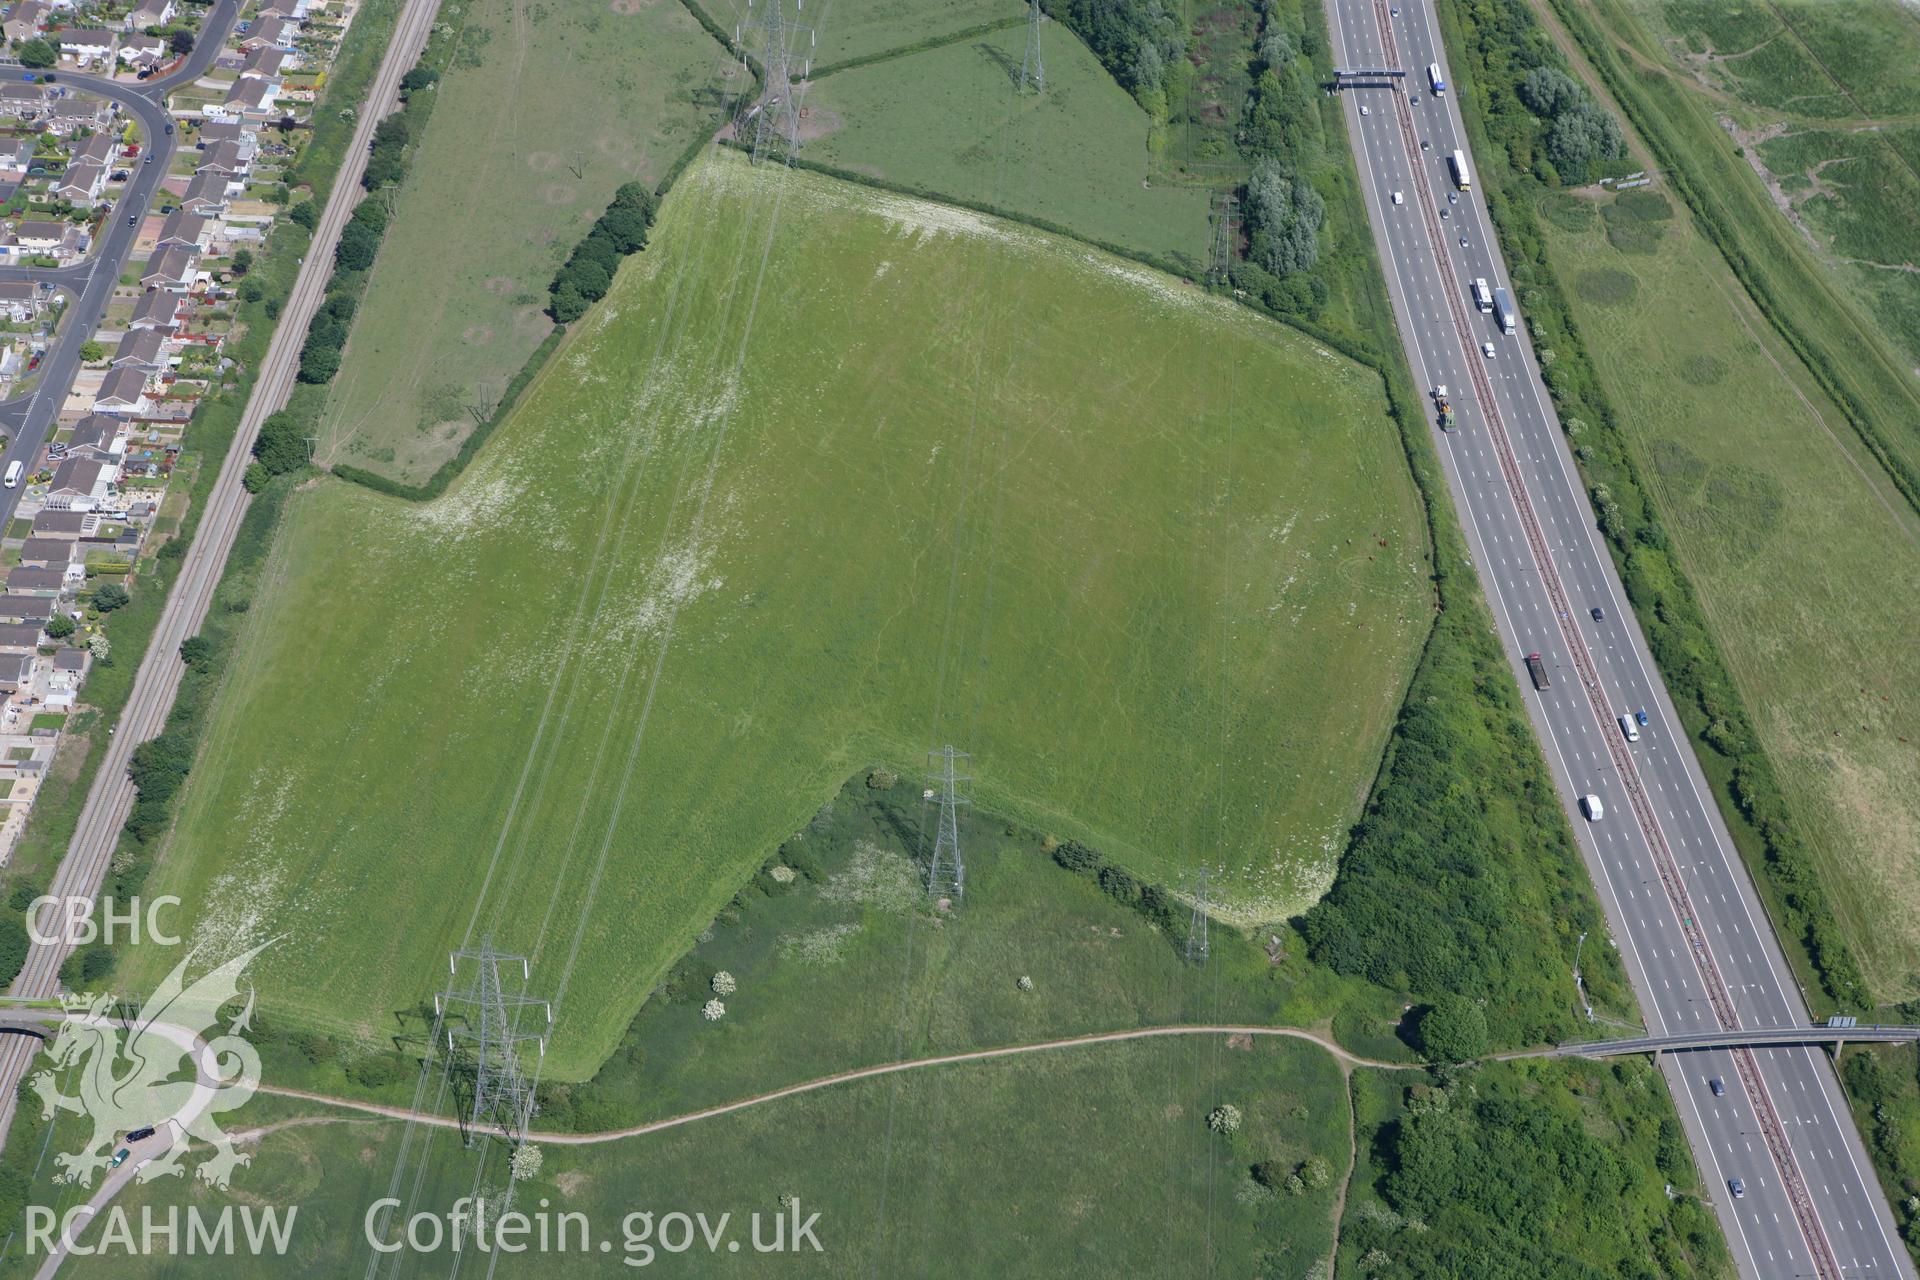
[1347,11,1875,1278]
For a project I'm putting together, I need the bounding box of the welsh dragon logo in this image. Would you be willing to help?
[32,942,271,1190]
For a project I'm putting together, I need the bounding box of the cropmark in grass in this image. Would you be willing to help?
[122,152,1427,1080]
[805,20,1213,271]
[315,0,728,486]
[1540,185,1920,997]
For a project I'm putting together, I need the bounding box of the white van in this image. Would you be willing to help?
[1618,714,1640,743]
[3,461,21,490]
[1581,794,1605,821]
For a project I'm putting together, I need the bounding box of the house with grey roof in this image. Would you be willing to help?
[139,245,196,292]
[126,0,175,29]
[13,220,73,258]
[2,0,47,44]
[51,160,106,204]
[180,170,228,216]
[0,282,43,323]
[17,538,78,569]
[93,365,152,416]
[31,511,85,540]
[45,457,115,511]
[0,597,52,626]
[0,623,44,652]
[128,289,181,330]
[6,566,65,597]
[112,327,170,371]
[155,208,209,251]
[0,651,34,696]
[63,414,126,461]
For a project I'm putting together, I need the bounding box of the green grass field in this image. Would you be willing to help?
[313,0,727,485]
[777,0,1021,70]
[58,1031,1351,1277]
[1617,0,1920,398]
[805,21,1214,269]
[236,772,1418,1126]
[120,153,1427,1079]
[1541,185,1920,997]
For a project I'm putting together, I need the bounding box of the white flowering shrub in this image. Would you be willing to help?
[1206,1104,1242,1134]
[769,865,796,884]
[702,999,726,1021]
[1016,975,1033,992]
[711,971,736,995]
[510,1144,543,1181]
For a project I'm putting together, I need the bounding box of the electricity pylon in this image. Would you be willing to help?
[438,940,551,1146]
[738,0,814,165]
[926,746,970,899]
[1186,869,1211,965]
[1019,0,1045,93]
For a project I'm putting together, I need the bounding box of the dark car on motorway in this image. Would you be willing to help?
[1590,606,1605,622]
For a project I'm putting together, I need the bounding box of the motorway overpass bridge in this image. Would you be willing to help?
[1557,1024,1920,1058]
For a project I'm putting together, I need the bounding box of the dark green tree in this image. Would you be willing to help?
[253,410,310,473]
[1416,996,1490,1062]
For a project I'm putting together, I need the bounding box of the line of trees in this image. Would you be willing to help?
[295,60,439,385]
[1229,0,1332,320]
[362,67,437,192]
[547,182,657,323]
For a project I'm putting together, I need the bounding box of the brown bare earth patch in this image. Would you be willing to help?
[795,108,842,144]
[461,324,495,345]
[1226,1033,1254,1051]
[482,274,516,295]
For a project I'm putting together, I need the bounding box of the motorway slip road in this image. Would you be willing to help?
[1325,1,1912,1277]
[0,0,449,1150]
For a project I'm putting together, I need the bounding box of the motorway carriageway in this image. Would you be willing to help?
[1324,0,1912,1276]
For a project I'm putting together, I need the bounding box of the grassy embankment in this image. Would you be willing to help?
[1628,0,1920,370]
[62,1037,1354,1279]
[1546,0,1920,512]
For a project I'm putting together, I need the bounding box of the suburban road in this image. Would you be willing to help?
[0,0,244,532]
[0,0,447,1156]
[1324,1,1913,1276]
